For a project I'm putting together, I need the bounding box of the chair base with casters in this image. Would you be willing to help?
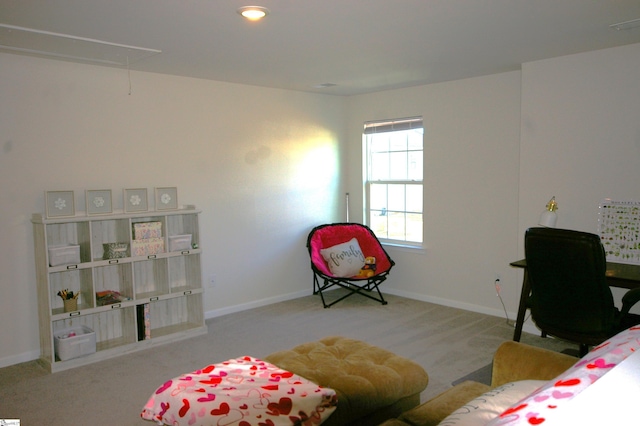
[307,223,394,308]
[522,227,640,357]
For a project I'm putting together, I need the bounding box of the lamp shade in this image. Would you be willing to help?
[538,196,558,227]
[539,210,558,227]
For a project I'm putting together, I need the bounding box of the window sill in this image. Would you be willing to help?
[382,242,426,255]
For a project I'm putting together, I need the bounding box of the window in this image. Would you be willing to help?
[364,117,423,247]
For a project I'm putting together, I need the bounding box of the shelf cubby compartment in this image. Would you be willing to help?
[168,254,202,293]
[166,213,199,248]
[131,216,167,258]
[49,268,94,315]
[148,293,204,339]
[52,306,137,360]
[90,218,131,261]
[94,263,134,306]
[133,258,169,299]
[46,221,91,265]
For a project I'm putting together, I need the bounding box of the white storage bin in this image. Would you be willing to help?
[48,244,80,267]
[54,325,96,361]
[169,234,192,251]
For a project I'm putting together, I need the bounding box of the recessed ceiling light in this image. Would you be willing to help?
[237,6,270,21]
[314,83,337,89]
[609,18,640,31]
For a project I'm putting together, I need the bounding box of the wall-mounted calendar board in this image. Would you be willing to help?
[598,200,640,265]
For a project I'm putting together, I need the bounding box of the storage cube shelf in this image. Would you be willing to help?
[32,207,207,372]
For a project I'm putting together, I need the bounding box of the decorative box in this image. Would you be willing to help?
[103,242,129,260]
[168,234,192,251]
[54,325,96,361]
[48,244,80,267]
[131,238,165,257]
[132,221,163,240]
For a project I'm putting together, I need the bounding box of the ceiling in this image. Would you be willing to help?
[2,0,640,96]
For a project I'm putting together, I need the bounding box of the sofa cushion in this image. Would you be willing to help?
[437,380,546,425]
[491,341,577,387]
[264,336,428,426]
[379,420,413,426]
[398,380,490,426]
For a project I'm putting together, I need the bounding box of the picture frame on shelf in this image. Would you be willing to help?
[124,188,148,213]
[155,187,178,210]
[45,190,75,218]
[86,189,113,215]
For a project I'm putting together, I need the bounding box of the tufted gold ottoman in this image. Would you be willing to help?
[264,336,429,426]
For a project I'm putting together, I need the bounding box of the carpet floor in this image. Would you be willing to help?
[0,290,576,425]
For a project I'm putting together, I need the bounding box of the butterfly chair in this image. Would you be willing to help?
[307,223,395,308]
[524,227,640,356]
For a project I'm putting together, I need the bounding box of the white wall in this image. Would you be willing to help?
[519,43,640,239]
[344,42,640,326]
[0,53,347,366]
[346,72,523,317]
[2,41,640,368]
[518,43,640,312]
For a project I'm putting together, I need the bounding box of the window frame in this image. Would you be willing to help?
[363,116,424,249]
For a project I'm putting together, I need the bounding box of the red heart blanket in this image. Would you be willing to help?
[141,356,337,426]
[488,325,640,425]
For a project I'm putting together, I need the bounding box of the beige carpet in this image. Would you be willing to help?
[0,290,574,425]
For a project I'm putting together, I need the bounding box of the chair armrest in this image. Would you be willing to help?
[491,341,577,387]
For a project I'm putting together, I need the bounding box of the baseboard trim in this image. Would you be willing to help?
[0,349,40,369]
[204,289,311,319]
[383,287,540,336]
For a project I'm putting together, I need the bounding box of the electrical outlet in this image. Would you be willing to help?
[209,274,217,287]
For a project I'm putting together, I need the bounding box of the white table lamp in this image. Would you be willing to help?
[539,196,558,227]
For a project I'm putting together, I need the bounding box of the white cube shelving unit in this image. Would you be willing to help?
[32,206,207,372]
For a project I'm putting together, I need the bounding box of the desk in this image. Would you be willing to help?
[509,259,640,341]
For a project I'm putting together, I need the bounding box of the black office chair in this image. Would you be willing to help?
[524,227,640,356]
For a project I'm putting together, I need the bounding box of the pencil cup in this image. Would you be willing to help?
[63,298,78,312]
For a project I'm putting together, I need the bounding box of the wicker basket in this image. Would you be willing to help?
[63,298,78,312]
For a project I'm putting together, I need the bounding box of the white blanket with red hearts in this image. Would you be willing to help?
[487,326,640,425]
[141,356,337,426]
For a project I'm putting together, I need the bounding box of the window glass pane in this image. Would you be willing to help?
[407,129,423,150]
[406,213,423,242]
[370,152,389,180]
[387,211,406,240]
[369,183,387,211]
[408,151,422,181]
[370,213,388,239]
[369,135,389,153]
[389,152,407,180]
[388,184,405,211]
[389,132,407,151]
[406,185,423,213]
